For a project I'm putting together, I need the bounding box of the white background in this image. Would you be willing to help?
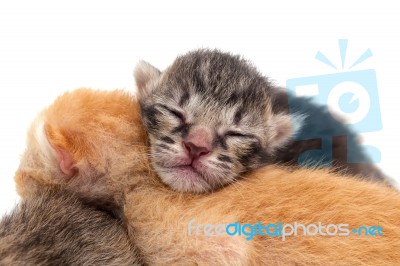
[1,1,399,215]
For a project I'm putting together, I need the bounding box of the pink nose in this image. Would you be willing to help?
[183,141,210,160]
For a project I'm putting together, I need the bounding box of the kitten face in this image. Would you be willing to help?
[135,50,298,193]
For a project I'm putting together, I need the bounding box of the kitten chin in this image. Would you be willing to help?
[134,49,389,193]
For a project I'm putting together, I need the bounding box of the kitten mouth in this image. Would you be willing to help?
[166,164,206,180]
[173,165,202,175]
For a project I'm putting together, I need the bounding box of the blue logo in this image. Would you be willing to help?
[286,39,382,166]
[188,219,383,241]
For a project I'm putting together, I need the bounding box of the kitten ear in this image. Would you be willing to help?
[134,60,161,98]
[43,123,77,177]
[267,113,304,152]
[55,148,76,177]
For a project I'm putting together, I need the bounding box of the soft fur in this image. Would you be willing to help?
[15,88,400,265]
[135,49,388,193]
[8,89,142,265]
[0,187,140,265]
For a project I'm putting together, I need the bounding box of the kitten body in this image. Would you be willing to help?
[15,88,400,265]
[7,89,141,265]
[0,187,140,265]
[135,49,388,193]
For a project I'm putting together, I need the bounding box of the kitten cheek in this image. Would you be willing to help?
[194,161,232,185]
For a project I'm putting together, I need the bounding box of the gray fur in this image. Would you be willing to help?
[0,187,141,265]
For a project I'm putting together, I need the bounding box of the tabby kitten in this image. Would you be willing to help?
[134,49,387,193]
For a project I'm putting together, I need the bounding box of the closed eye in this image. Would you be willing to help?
[155,104,186,123]
[224,131,255,139]
[168,109,185,122]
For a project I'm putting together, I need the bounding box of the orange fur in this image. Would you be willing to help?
[15,88,400,265]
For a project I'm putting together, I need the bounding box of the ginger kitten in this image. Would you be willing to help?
[15,88,400,265]
[6,89,142,265]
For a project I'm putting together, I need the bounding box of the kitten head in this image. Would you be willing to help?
[15,88,149,203]
[135,49,301,193]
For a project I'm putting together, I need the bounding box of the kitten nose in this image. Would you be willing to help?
[183,141,210,160]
